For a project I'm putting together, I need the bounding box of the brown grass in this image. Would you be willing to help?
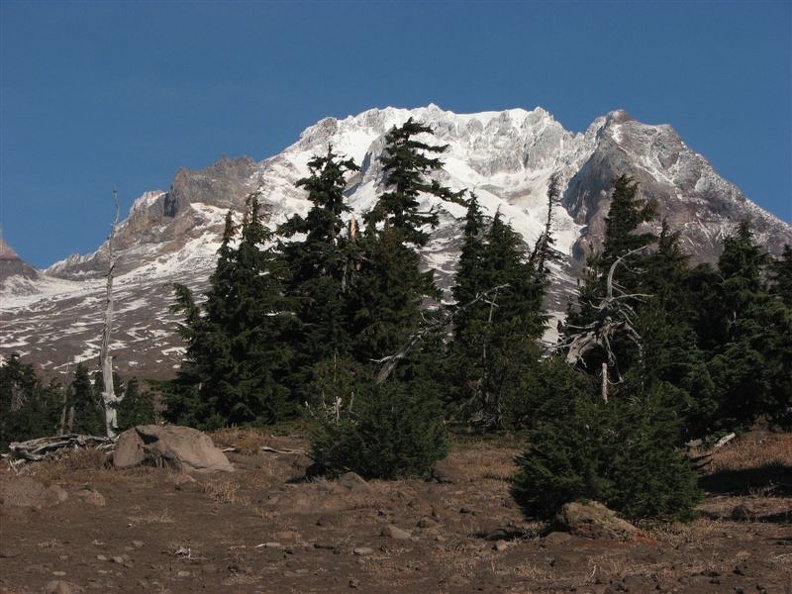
[200,477,247,505]
[704,431,792,472]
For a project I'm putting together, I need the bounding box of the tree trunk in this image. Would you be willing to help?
[100,190,123,438]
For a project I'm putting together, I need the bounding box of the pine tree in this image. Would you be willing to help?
[166,194,298,428]
[70,363,104,435]
[703,221,792,430]
[351,118,460,365]
[279,148,360,402]
[448,195,547,428]
[309,119,455,479]
[0,354,62,449]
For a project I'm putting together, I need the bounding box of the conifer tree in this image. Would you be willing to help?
[309,120,455,479]
[70,363,104,435]
[448,194,547,428]
[518,177,701,521]
[279,148,360,402]
[166,194,297,428]
[0,354,61,448]
[703,222,792,430]
[351,118,461,364]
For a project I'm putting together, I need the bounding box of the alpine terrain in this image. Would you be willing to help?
[2,105,791,379]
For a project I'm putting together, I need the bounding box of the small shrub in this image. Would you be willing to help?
[512,381,701,522]
[309,379,448,480]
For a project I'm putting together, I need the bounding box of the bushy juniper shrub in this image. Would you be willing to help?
[309,378,448,480]
[511,378,701,522]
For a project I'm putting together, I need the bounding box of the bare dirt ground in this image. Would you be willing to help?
[1,430,790,594]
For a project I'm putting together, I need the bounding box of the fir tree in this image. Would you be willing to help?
[70,363,104,435]
[0,354,61,449]
[166,194,298,428]
[704,221,792,430]
[448,195,547,428]
[351,118,460,364]
[279,148,360,402]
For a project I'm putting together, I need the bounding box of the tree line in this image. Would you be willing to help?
[3,118,790,521]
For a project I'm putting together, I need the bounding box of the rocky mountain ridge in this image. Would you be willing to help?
[2,105,791,379]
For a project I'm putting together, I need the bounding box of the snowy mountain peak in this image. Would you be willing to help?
[3,105,791,378]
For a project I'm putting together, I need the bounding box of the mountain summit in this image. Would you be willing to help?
[3,105,791,377]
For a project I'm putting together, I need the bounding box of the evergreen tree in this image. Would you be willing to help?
[309,119,456,479]
[448,194,548,428]
[351,118,460,364]
[0,354,61,449]
[117,378,156,428]
[279,148,360,402]
[70,363,104,435]
[512,373,701,521]
[166,194,298,429]
[703,222,792,430]
[565,175,657,390]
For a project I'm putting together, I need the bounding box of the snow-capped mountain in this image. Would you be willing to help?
[2,105,791,379]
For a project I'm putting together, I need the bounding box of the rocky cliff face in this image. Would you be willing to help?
[2,105,791,378]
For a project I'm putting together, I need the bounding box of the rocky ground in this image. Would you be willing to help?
[1,429,790,594]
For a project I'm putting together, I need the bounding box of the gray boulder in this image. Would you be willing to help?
[555,501,638,540]
[114,425,233,473]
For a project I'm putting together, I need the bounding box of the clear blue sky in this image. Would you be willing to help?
[2,1,790,269]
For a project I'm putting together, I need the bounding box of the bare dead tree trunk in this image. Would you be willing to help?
[100,190,124,438]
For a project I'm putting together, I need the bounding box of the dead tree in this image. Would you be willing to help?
[100,190,124,437]
[560,246,651,402]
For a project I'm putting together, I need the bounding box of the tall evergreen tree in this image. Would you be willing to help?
[166,194,298,429]
[703,221,792,430]
[351,118,460,365]
[0,354,61,449]
[448,195,548,428]
[70,363,104,435]
[279,148,360,402]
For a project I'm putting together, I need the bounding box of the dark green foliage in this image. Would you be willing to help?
[350,119,457,364]
[447,194,549,428]
[279,148,360,402]
[309,377,448,480]
[365,117,463,247]
[117,378,156,429]
[512,372,701,521]
[701,222,792,430]
[69,363,104,435]
[0,354,62,450]
[165,194,298,429]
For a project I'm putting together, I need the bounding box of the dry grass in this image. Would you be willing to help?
[26,447,110,485]
[704,431,792,472]
[445,445,520,483]
[200,477,247,505]
[210,427,271,453]
[128,508,176,525]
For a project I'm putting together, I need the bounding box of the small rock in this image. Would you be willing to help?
[44,580,75,594]
[349,578,360,588]
[353,547,375,556]
[543,531,573,546]
[131,540,144,549]
[338,472,370,491]
[96,554,108,561]
[77,489,106,507]
[555,501,638,540]
[731,503,756,521]
[493,540,508,552]
[417,516,437,528]
[382,525,411,540]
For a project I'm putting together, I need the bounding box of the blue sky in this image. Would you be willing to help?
[1,1,790,269]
